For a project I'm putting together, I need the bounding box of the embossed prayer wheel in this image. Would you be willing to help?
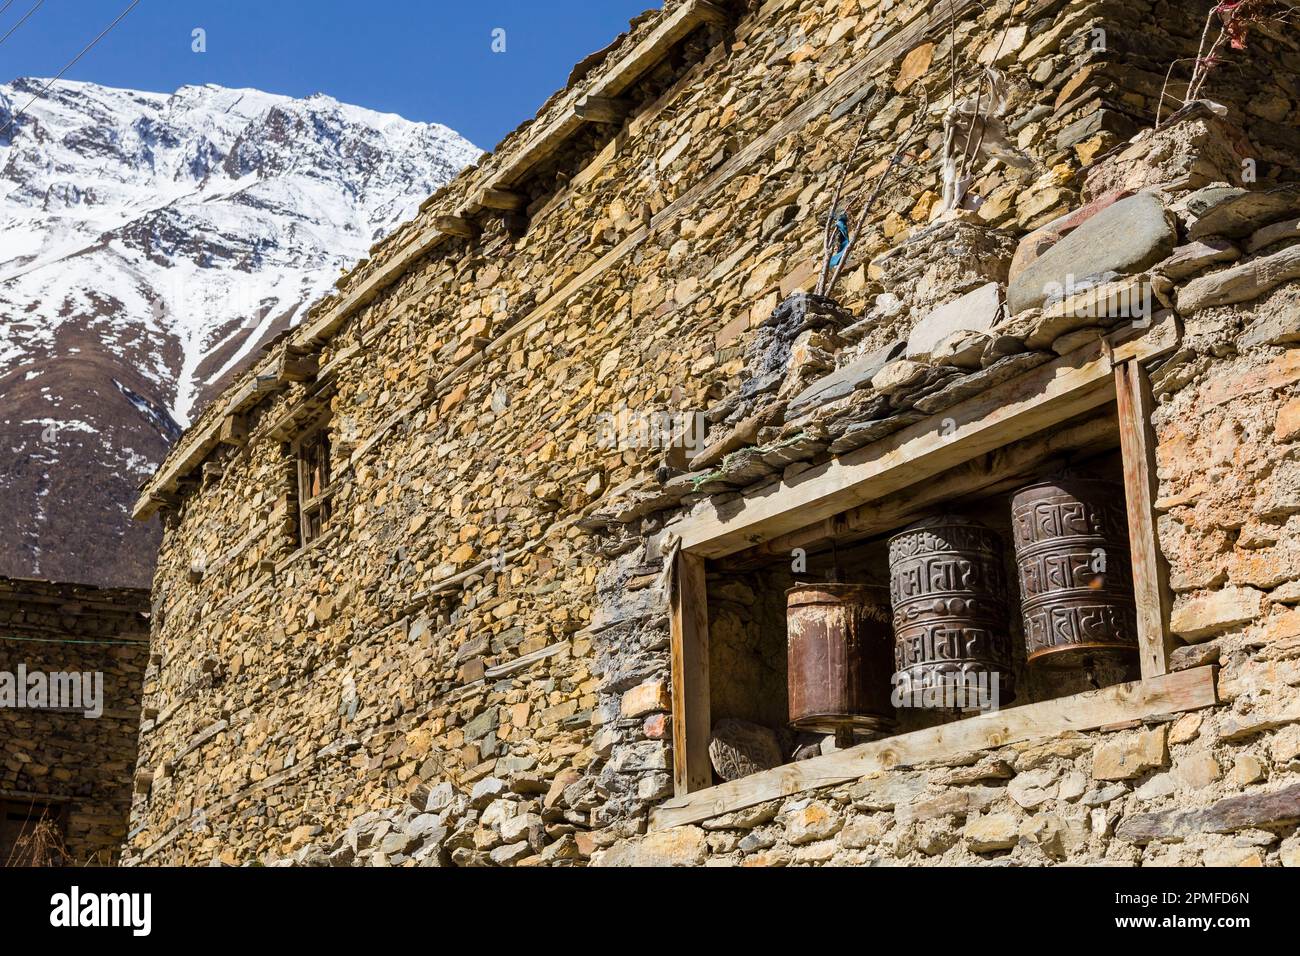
[889,516,1015,703]
[786,584,896,735]
[1010,478,1139,668]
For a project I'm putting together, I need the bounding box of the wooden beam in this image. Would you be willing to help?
[484,0,730,189]
[671,550,712,796]
[293,226,450,347]
[721,412,1119,569]
[1116,359,1177,679]
[670,315,1179,559]
[650,665,1218,831]
[434,215,481,240]
[474,187,529,212]
[575,94,633,124]
[589,0,730,101]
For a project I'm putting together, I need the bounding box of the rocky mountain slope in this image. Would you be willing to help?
[0,78,480,586]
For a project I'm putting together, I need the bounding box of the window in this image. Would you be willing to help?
[0,800,67,867]
[653,318,1217,830]
[293,419,333,548]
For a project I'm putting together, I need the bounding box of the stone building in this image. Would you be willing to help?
[0,577,148,865]
[126,0,1300,866]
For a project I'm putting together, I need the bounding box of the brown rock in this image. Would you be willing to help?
[1173,751,1220,789]
[964,813,1020,852]
[592,826,707,867]
[1229,755,1266,787]
[784,800,843,845]
[1168,712,1204,745]
[893,41,934,92]
[620,680,671,718]
[1092,727,1168,781]
[1170,587,1265,641]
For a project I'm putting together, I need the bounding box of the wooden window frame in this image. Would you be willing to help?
[654,317,1216,830]
[292,414,334,550]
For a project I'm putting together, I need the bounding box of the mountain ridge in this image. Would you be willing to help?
[0,77,480,586]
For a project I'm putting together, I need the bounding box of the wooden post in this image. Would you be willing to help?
[1115,359,1176,678]
[671,550,712,796]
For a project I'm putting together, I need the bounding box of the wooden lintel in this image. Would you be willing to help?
[650,665,1218,831]
[435,215,481,240]
[670,315,1179,559]
[575,94,633,124]
[591,0,730,100]
[1116,359,1177,679]
[475,187,528,212]
[721,413,1119,570]
[254,374,282,395]
[671,550,712,796]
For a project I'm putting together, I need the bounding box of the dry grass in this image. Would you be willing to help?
[4,809,72,867]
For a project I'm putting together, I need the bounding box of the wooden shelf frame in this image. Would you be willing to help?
[658,316,1208,824]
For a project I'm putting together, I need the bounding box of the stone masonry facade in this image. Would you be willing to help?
[126,0,1300,866]
[0,577,149,865]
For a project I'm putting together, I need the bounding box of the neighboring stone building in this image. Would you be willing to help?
[0,577,148,865]
[126,0,1300,867]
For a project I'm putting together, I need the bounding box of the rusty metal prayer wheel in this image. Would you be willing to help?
[786,584,896,735]
[1010,478,1139,668]
[889,516,1015,702]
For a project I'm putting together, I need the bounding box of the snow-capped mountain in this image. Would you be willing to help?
[0,78,480,586]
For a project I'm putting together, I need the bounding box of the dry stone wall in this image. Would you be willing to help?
[0,578,148,865]
[127,0,1300,866]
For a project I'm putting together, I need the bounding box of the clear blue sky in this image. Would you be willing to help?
[2,0,662,148]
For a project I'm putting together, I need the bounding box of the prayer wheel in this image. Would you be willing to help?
[1010,478,1139,668]
[889,516,1015,704]
[786,584,896,735]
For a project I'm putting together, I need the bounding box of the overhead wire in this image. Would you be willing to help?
[0,0,142,142]
[0,0,44,48]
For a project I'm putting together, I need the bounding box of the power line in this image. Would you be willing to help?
[0,0,43,48]
[0,0,142,142]
[0,1,21,25]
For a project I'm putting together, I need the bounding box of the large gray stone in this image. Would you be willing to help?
[1007,193,1176,315]
[907,283,1004,361]
[785,340,905,416]
[1188,186,1300,240]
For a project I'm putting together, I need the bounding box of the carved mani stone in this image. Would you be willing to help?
[708,718,784,781]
